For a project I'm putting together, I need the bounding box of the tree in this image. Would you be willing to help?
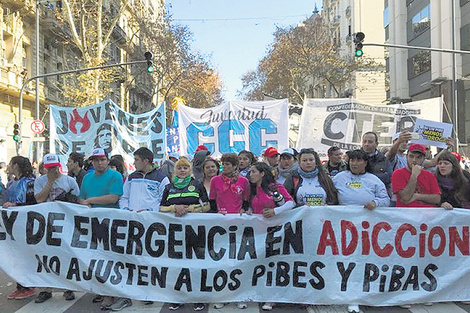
[238,16,380,104]
[51,0,131,107]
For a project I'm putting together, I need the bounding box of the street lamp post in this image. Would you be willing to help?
[35,0,40,162]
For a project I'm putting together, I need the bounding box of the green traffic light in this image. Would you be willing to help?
[147,65,154,73]
[13,134,20,142]
[355,49,363,57]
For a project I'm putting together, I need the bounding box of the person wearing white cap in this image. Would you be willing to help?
[33,153,79,303]
[277,148,298,184]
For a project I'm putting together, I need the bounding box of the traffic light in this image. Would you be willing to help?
[354,32,365,57]
[144,51,154,73]
[13,123,20,142]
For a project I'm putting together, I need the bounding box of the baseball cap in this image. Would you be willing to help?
[280,148,295,157]
[195,145,208,153]
[43,153,60,168]
[264,147,279,157]
[89,148,107,159]
[408,143,425,155]
[451,151,462,162]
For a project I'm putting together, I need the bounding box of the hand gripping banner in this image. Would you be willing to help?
[1,203,470,305]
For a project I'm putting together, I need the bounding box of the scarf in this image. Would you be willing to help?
[278,162,299,179]
[221,171,240,192]
[298,167,318,179]
[437,175,454,191]
[173,176,192,189]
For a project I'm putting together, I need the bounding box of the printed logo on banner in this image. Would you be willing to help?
[297,98,443,158]
[178,100,289,157]
[50,99,166,171]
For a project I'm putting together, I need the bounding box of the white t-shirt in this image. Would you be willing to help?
[295,176,327,206]
[34,174,80,202]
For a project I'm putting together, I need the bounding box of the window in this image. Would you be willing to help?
[383,5,389,27]
[411,5,430,36]
[462,24,470,51]
[409,51,431,77]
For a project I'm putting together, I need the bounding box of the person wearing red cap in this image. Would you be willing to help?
[391,144,441,207]
[263,147,280,168]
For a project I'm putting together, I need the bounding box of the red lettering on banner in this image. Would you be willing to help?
[395,223,416,258]
[428,226,446,257]
[69,109,91,134]
[449,226,469,256]
[316,221,339,255]
[341,220,358,256]
[371,222,393,257]
[361,221,370,255]
[419,223,428,257]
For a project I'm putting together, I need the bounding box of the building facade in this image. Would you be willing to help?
[322,0,387,104]
[0,0,164,163]
[386,0,470,150]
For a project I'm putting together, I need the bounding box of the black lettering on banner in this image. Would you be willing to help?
[90,218,110,250]
[208,226,226,261]
[229,226,237,259]
[89,106,101,123]
[71,216,89,248]
[237,227,257,260]
[309,261,325,290]
[95,260,113,283]
[46,213,65,246]
[111,219,127,254]
[145,222,166,257]
[337,262,356,291]
[185,225,206,259]
[213,270,228,291]
[363,263,379,292]
[200,269,213,292]
[26,211,45,245]
[136,117,148,135]
[389,265,405,291]
[35,254,60,275]
[402,265,419,291]
[228,269,242,291]
[57,111,69,135]
[266,225,282,257]
[83,259,96,281]
[151,267,168,287]
[252,265,265,286]
[127,220,144,255]
[1,210,18,240]
[421,264,438,292]
[276,261,290,287]
[110,261,124,285]
[67,257,80,281]
[55,139,69,155]
[174,268,192,291]
[151,139,164,159]
[169,223,183,259]
[137,265,149,286]
[151,111,163,133]
[126,263,136,285]
[293,261,307,288]
[283,221,303,254]
[71,141,86,154]
[324,112,347,140]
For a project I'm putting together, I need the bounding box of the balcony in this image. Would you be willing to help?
[112,24,127,45]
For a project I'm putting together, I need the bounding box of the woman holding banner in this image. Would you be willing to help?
[283,148,338,206]
[4,156,37,300]
[248,161,295,311]
[160,157,211,311]
[435,151,470,209]
[333,149,390,313]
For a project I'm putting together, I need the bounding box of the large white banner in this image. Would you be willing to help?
[1,203,470,305]
[297,97,443,157]
[50,99,166,170]
[178,100,289,157]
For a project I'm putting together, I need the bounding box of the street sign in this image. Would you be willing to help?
[31,120,45,134]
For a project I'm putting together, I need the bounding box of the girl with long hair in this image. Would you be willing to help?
[283,148,338,206]
[202,158,220,196]
[238,150,256,178]
[435,151,470,209]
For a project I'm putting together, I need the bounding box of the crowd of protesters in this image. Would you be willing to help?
[1,130,470,313]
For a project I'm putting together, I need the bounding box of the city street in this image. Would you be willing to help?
[1,269,470,313]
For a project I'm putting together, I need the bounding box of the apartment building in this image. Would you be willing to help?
[0,0,164,163]
[322,0,387,104]
[386,0,470,149]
